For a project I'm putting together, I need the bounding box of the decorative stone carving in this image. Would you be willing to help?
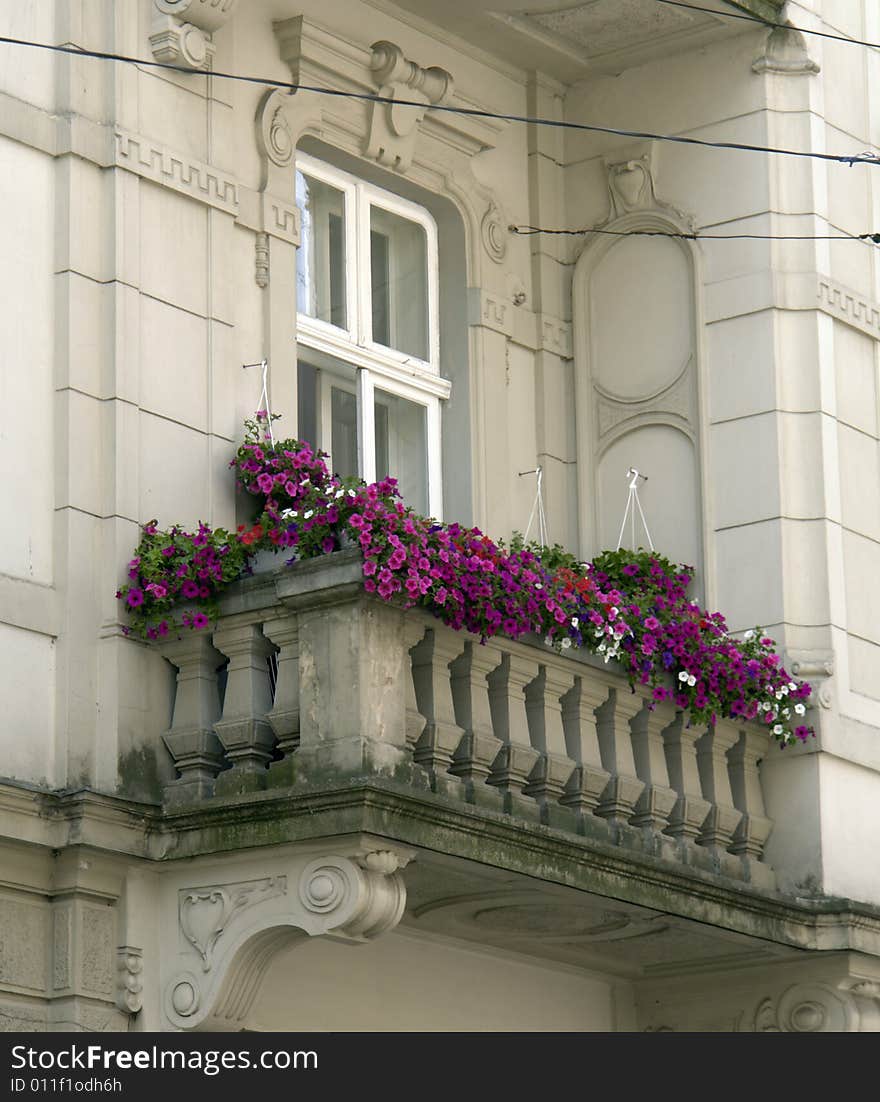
[817,280,880,341]
[742,984,857,1032]
[52,906,72,990]
[0,898,48,991]
[600,145,693,231]
[607,155,656,218]
[252,90,301,249]
[81,907,115,997]
[150,0,239,71]
[298,852,408,939]
[752,25,820,76]
[114,131,239,214]
[790,656,834,710]
[179,876,288,970]
[365,41,454,172]
[116,947,144,1015]
[255,231,269,289]
[258,94,295,170]
[165,848,412,1030]
[481,201,508,263]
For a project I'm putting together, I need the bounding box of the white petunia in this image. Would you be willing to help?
[773,724,783,735]
[687,674,696,687]
[795,703,806,715]
[678,671,688,682]
[561,637,572,649]
[304,510,314,519]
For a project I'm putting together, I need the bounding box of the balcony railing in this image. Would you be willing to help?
[158,549,775,889]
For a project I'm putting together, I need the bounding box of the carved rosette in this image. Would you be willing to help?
[743,984,859,1032]
[150,0,239,71]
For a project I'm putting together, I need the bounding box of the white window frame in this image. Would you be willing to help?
[295,152,448,518]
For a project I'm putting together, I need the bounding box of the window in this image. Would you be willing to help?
[295,153,446,517]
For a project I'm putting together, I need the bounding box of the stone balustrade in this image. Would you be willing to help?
[158,550,775,887]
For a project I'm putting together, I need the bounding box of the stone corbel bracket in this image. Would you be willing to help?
[240,89,302,286]
[601,143,694,232]
[366,41,453,173]
[150,0,239,72]
[752,25,820,76]
[163,847,413,1030]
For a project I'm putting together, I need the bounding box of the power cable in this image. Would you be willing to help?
[650,0,880,52]
[510,224,880,243]
[0,33,879,168]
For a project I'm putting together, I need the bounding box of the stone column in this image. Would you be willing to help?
[594,687,645,825]
[159,634,226,804]
[263,612,300,787]
[662,712,712,843]
[212,620,277,795]
[486,651,542,817]
[448,641,504,808]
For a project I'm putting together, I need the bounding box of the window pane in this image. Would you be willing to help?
[331,386,358,482]
[370,207,428,361]
[297,362,318,447]
[296,171,347,328]
[374,389,428,514]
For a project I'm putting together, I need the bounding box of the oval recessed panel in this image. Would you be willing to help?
[589,236,693,401]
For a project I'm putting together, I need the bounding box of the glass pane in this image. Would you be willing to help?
[370,206,428,361]
[296,171,347,329]
[374,389,428,514]
[297,362,318,447]
[331,386,358,481]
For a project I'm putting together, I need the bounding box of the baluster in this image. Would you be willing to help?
[629,699,678,832]
[410,627,467,784]
[559,675,611,817]
[661,713,712,842]
[448,641,504,806]
[159,634,225,804]
[486,651,542,815]
[727,726,774,881]
[695,721,743,852]
[523,665,577,822]
[403,621,428,751]
[593,688,645,824]
[212,620,277,794]
[263,613,299,786]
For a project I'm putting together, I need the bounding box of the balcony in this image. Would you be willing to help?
[158,547,776,882]
[133,548,880,1030]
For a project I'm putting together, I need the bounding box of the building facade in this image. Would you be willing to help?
[2,0,880,1031]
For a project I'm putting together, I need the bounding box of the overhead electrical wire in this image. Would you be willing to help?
[511,225,880,244]
[1,33,880,168]
[650,0,880,52]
